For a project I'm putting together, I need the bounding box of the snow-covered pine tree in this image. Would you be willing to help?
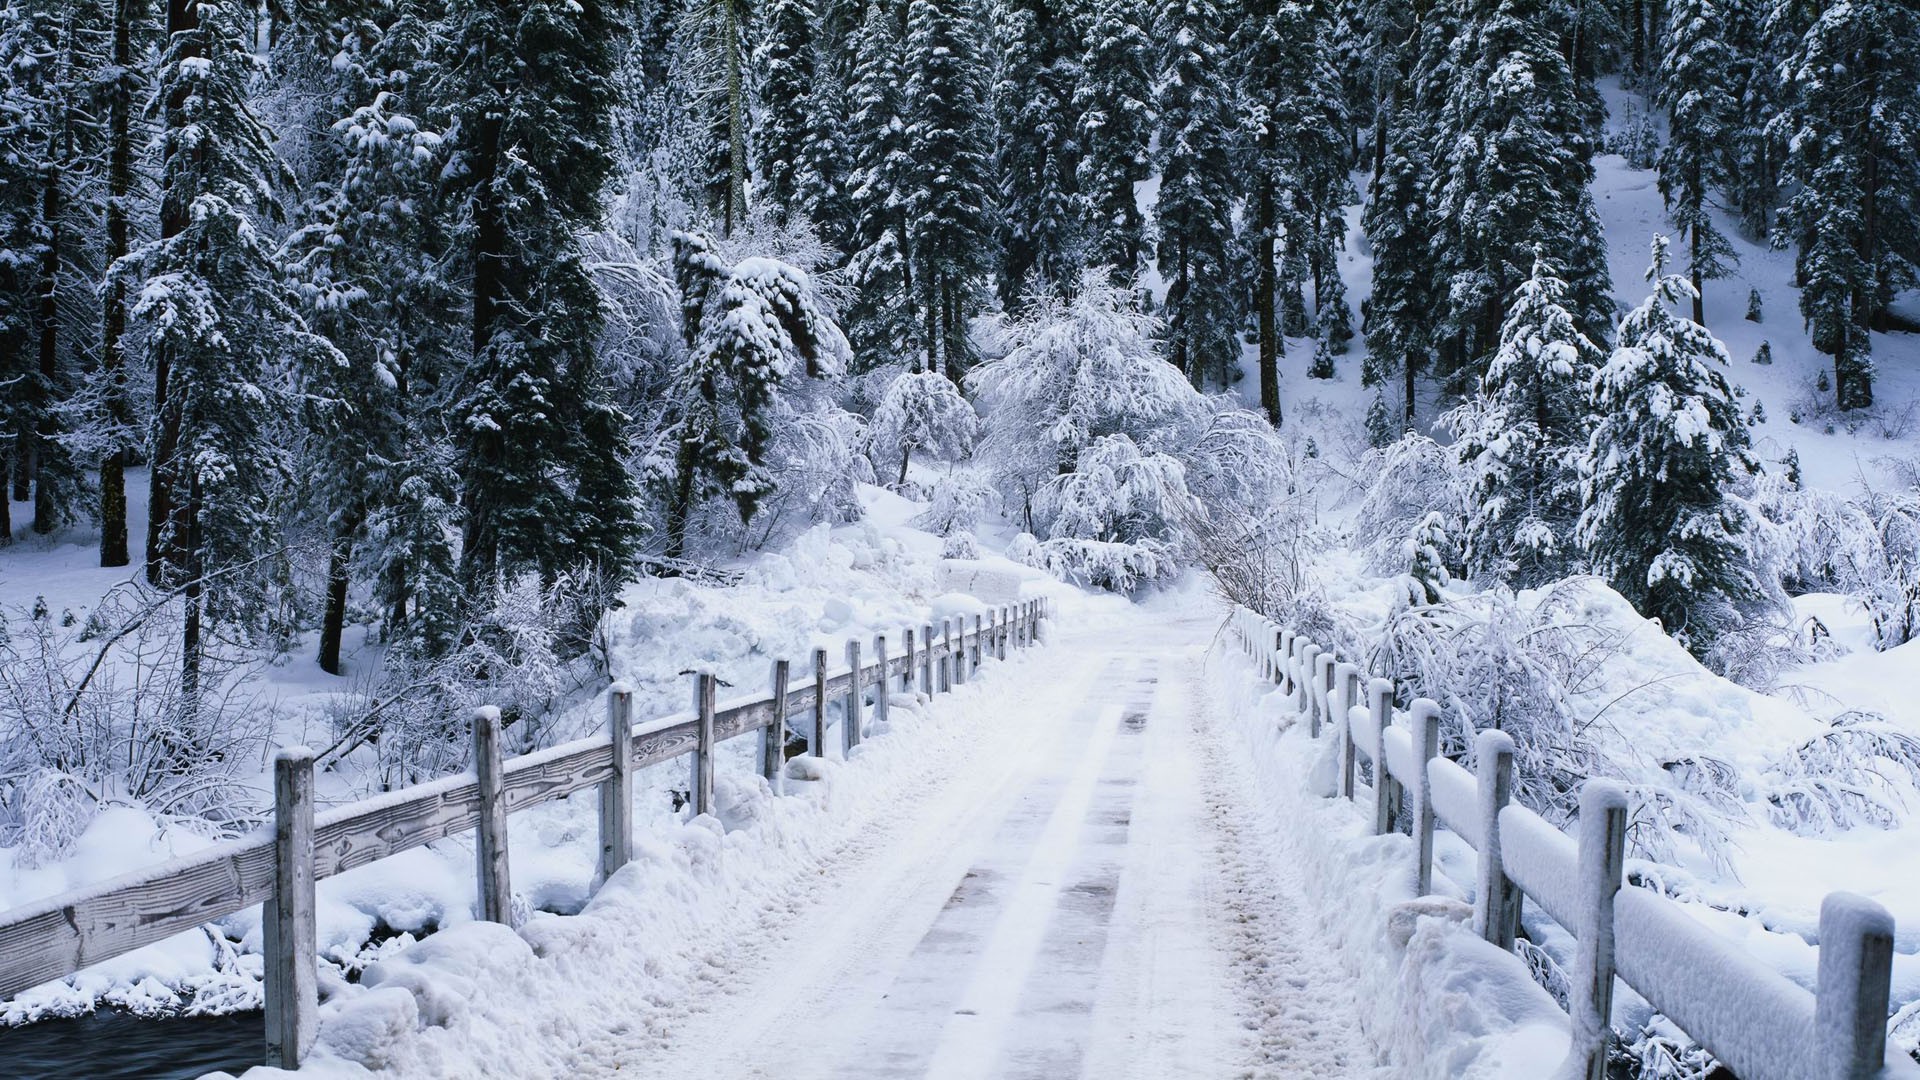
[434,0,640,591]
[869,369,977,486]
[1725,0,1784,237]
[664,231,854,554]
[1075,0,1154,286]
[1655,0,1740,325]
[1236,0,1351,424]
[1772,0,1920,411]
[1578,237,1765,653]
[902,0,995,381]
[1424,0,1610,388]
[674,0,754,234]
[755,0,816,224]
[993,0,1085,303]
[842,0,916,371]
[121,0,343,701]
[1403,510,1452,606]
[1151,0,1241,390]
[1450,255,1601,587]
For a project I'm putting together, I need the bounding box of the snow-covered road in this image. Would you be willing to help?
[600,599,1374,1079]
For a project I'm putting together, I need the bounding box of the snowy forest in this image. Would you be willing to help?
[3,0,1920,1072]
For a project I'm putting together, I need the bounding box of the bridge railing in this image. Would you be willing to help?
[1228,606,1916,1080]
[0,598,1049,1068]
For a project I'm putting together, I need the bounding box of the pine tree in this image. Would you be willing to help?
[1578,237,1763,653]
[675,0,754,234]
[122,0,343,703]
[842,0,916,370]
[1403,510,1453,607]
[901,0,995,381]
[994,0,1085,302]
[1655,0,1739,325]
[755,0,815,223]
[1237,0,1350,424]
[435,0,640,591]
[1075,0,1153,285]
[1772,0,1920,411]
[1424,0,1610,387]
[1151,0,1241,390]
[1452,256,1601,587]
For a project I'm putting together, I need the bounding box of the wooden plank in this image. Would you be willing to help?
[472,707,513,926]
[264,748,317,1069]
[813,648,829,756]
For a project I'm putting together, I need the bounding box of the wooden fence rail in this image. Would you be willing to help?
[0,598,1050,1069]
[1228,606,1917,1080]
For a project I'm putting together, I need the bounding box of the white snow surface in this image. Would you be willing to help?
[207,591,1403,1079]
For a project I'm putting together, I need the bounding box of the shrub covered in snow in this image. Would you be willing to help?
[868,369,978,488]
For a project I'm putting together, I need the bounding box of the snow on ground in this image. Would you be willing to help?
[199,587,1395,1079]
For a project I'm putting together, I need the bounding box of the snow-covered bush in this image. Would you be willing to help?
[1401,511,1455,608]
[869,369,978,487]
[1761,714,1920,834]
[1352,434,1463,576]
[1753,478,1920,650]
[914,470,997,538]
[1035,434,1195,592]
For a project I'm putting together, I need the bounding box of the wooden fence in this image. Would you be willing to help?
[1229,606,1917,1080]
[0,598,1050,1068]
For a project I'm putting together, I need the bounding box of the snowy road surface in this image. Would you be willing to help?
[602,599,1374,1079]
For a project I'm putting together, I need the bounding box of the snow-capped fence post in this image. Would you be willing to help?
[693,673,717,816]
[939,619,953,691]
[1411,700,1441,894]
[1369,678,1395,835]
[264,747,317,1069]
[599,684,634,882]
[873,636,891,732]
[903,628,917,692]
[765,660,790,794]
[472,707,513,926]
[1564,780,1628,1080]
[921,624,934,695]
[1316,653,1337,739]
[1815,892,1897,1080]
[1473,729,1520,950]
[813,648,830,756]
[1336,662,1359,799]
[973,614,984,674]
[845,640,864,752]
[1299,644,1321,733]
[997,608,1008,660]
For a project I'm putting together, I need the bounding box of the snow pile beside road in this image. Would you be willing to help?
[1213,640,1569,1079]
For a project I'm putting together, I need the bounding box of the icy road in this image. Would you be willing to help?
[597,601,1372,1079]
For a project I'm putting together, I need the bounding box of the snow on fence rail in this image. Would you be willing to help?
[0,598,1050,1069]
[1228,606,1917,1080]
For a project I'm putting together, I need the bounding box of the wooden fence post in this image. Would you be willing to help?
[1336,662,1359,799]
[873,635,890,731]
[814,648,830,756]
[973,614,984,674]
[693,673,717,816]
[953,619,967,686]
[264,747,316,1070]
[1411,699,1441,896]
[1369,678,1395,835]
[903,627,917,693]
[1473,729,1520,949]
[941,619,954,691]
[765,660,790,795]
[1815,892,1897,1080]
[1299,644,1320,732]
[599,684,634,882]
[997,607,1008,660]
[921,623,935,695]
[845,640,864,753]
[472,707,512,926]
[1565,780,1628,1080]
[1316,654,1336,740]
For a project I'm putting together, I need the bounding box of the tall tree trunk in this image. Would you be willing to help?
[179,471,204,734]
[1255,178,1280,427]
[897,444,911,487]
[100,0,137,568]
[149,0,199,586]
[723,0,747,237]
[32,138,61,534]
[319,528,352,675]
[461,109,505,586]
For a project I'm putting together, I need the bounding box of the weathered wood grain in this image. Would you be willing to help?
[694,675,716,816]
[813,648,829,757]
[764,660,790,792]
[846,641,864,752]
[473,708,513,926]
[600,686,634,882]
[265,748,317,1068]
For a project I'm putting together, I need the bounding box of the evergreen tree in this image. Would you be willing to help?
[674,0,754,234]
[842,0,915,370]
[993,0,1085,302]
[1403,510,1452,606]
[1578,237,1763,653]
[123,0,343,702]
[1425,0,1610,387]
[901,0,995,381]
[1772,0,1920,411]
[1655,0,1739,325]
[1074,0,1154,286]
[434,0,640,591]
[1151,0,1241,389]
[1451,256,1601,587]
[755,0,815,223]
